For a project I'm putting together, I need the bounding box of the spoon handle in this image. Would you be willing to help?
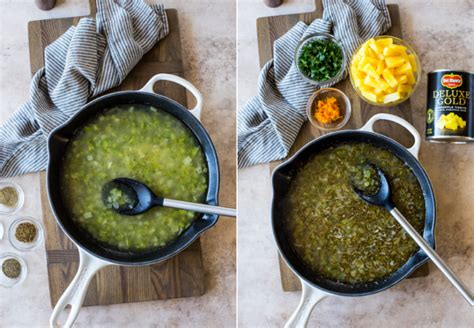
[163,198,236,217]
[391,207,474,306]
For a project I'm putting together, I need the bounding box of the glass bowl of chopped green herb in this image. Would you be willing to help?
[8,217,44,251]
[0,253,27,287]
[295,33,346,85]
[0,182,24,215]
[295,33,346,86]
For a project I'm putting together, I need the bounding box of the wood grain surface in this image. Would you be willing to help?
[28,1,206,307]
[257,0,429,292]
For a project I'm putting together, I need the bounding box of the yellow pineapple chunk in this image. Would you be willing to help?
[376,38,393,47]
[355,70,366,81]
[407,54,417,72]
[364,75,381,89]
[376,60,386,75]
[398,75,408,84]
[385,56,405,68]
[395,62,413,76]
[352,58,360,69]
[383,44,408,56]
[392,44,408,54]
[352,67,364,87]
[383,47,398,57]
[374,87,384,95]
[406,70,416,85]
[377,78,390,91]
[375,51,384,60]
[350,65,359,79]
[362,63,379,79]
[363,47,374,59]
[384,92,402,104]
[359,85,374,94]
[437,113,466,130]
[361,43,370,56]
[398,84,412,94]
[361,90,378,103]
[358,43,367,53]
[358,56,378,70]
[368,39,384,55]
[382,69,398,88]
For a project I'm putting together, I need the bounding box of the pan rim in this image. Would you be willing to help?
[271,129,436,296]
[46,90,220,265]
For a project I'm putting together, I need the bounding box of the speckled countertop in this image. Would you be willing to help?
[238,0,473,327]
[0,0,235,327]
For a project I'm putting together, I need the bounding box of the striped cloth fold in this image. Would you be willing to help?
[0,0,169,177]
[238,0,391,168]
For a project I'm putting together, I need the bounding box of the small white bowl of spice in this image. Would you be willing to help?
[0,253,27,287]
[8,217,44,251]
[0,182,24,215]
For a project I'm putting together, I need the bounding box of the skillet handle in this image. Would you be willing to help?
[50,248,109,328]
[140,74,203,120]
[359,113,421,159]
[285,280,327,328]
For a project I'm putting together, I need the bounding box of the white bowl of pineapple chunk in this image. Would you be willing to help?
[350,36,420,106]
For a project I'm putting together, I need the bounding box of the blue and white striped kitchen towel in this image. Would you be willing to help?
[0,0,168,177]
[238,0,391,168]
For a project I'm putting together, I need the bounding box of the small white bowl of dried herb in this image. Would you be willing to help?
[0,253,27,287]
[8,217,44,251]
[0,182,24,215]
[295,33,346,86]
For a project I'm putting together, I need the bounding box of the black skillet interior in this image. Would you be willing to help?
[272,131,436,296]
[47,91,220,265]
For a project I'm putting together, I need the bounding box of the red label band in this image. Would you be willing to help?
[441,74,463,89]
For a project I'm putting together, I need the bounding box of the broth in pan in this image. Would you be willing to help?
[285,142,425,284]
[61,105,208,251]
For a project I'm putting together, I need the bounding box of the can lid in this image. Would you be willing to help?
[429,69,472,74]
[426,135,474,143]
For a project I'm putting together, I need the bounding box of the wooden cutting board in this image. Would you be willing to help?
[257,0,429,292]
[28,0,205,307]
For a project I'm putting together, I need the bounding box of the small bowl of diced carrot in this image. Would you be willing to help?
[306,88,351,131]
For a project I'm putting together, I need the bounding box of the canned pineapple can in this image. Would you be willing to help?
[426,70,473,143]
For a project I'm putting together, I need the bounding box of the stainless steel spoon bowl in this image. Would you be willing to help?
[352,164,473,306]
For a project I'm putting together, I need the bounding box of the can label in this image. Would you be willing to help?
[426,70,472,141]
[441,73,463,89]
